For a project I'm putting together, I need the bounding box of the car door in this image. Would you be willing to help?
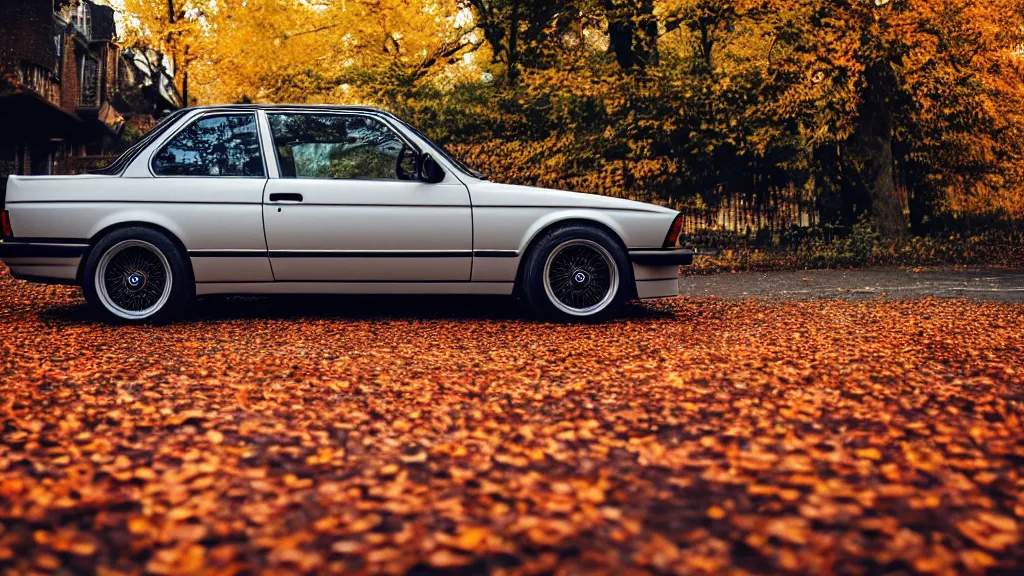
[259,111,473,282]
[146,111,274,284]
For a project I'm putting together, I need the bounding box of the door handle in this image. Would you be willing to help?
[269,193,303,203]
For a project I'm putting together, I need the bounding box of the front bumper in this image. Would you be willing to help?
[628,248,695,266]
[628,248,692,299]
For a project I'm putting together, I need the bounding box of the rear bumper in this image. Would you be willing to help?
[628,248,695,266]
[0,240,89,259]
[0,240,88,285]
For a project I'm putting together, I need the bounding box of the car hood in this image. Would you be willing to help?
[466,180,677,214]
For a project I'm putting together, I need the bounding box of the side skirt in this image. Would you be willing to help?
[195,281,516,296]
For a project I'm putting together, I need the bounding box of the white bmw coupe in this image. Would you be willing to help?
[0,105,692,323]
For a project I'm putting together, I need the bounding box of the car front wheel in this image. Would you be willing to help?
[522,224,631,322]
[82,227,193,324]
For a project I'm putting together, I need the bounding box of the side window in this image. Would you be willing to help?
[152,114,264,177]
[268,114,411,180]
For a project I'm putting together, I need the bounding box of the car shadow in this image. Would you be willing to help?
[37,294,677,325]
[193,294,526,322]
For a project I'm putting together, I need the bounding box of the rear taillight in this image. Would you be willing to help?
[663,213,683,248]
[0,211,12,239]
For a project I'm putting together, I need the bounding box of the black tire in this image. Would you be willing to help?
[521,224,631,322]
[81,227,193,324]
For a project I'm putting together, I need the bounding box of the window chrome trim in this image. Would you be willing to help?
[147,110,269,179]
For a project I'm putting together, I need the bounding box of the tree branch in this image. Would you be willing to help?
[409,33,486,83]
[283,24,341,41]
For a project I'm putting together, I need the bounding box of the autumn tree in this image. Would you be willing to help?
[595,0,657,70]
[466,0,581,83]
[119,0,1024,232]
[186,0,479,104]
[758,0,1024,235]
[122,0,205,106]
[893,0,1024,229]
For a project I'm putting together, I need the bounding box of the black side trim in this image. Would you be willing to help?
[5,237,90,245]
[628,249,695,266]
[0,241,89,259]
[474,205,663,213]
[281,203,467,208]
[270,250,473,258]
[7,200,259,206]
[192,250,519,259]
[197,280,512,285]
[190,250,268,258]
[473,250,519,258]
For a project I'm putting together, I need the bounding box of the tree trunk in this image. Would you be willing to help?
[607,18,634,69]
[636,0,659,67]
[605,0,635,70]
[506,0,520,83]
[848,64,905,240]
[181,43,190,107]
[698,22,713,71]
[605,0,659,71]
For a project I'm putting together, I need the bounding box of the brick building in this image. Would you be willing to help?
[0,0,181,199]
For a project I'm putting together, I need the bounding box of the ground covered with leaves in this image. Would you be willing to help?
[1,267,1022,575]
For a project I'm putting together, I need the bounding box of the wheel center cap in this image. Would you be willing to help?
[127,273,143,288]
[572,270,589,286]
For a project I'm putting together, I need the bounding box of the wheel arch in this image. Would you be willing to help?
[76,220,194,286]
[513,215,637,299]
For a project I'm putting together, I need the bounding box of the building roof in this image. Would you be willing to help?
[0,0,59,71]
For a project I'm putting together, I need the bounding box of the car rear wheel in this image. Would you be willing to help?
[522,224,630,322]
[82,228,193,324]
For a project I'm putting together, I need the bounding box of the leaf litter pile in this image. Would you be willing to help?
[0,267,1022,575]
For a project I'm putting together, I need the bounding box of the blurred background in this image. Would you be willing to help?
[2,0,1023,269]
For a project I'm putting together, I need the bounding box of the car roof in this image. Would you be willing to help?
[179,104,400,117]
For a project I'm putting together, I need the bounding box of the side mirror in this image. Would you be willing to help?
[419,153,445,184]
[396,146,419,180]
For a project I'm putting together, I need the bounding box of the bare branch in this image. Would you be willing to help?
[283,24,342,41]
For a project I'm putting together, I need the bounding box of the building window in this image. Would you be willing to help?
[70,2,92,40]
[79,54,101,108]
[53,31,63,81]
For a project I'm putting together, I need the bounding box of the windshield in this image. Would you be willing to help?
[394,119,488,180]
[90,109,190,175]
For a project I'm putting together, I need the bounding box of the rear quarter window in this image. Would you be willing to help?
[152,114,265,177]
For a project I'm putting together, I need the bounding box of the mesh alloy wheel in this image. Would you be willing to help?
[94,239,174,320]
[542,239,620,317]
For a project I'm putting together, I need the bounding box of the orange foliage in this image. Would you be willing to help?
[119,0,1024,227]
[1,267,1022,573]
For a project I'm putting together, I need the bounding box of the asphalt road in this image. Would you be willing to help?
[680,267,1024,303]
